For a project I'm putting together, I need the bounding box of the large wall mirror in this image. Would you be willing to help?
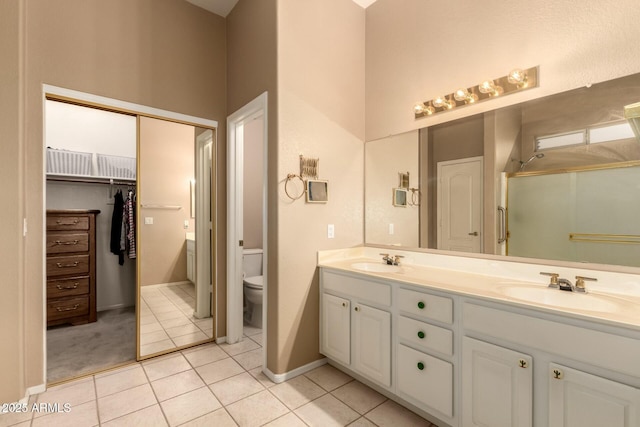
[365,72,640,269]
[44,96,216,384]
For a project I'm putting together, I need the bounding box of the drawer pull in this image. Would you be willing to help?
[342,302,347,307]
[417,301,425,309]
[56,283,79,290]
[552,368,563,379]
[417,331,425,339]
[55,240,79,246]
[518,359,528,369]
[56,219,79,225]
[354,306,360,312]
[417,362,425,371]
[56,304,80,312]
[56,261,79,268]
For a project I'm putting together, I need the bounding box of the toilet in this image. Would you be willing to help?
[243,248,263,328]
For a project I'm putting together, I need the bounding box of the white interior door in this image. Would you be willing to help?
[195,132,213,319]
[437,156,483,252]
[227,92,268,347]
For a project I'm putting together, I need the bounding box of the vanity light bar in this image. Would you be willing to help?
[414,66,539,119]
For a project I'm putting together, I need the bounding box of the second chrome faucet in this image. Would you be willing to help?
[540,272,597,293]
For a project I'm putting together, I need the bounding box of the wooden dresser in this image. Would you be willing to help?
[46,210,100,326]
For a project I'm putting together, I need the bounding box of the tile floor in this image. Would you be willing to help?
[1,325,437,427]
[139,283,214,356]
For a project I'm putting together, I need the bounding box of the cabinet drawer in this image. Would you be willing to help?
[398,288,453,324]
[46,232,89,254]
[397,344,453,417]
[47,296,89,322]
[46,255,90,277]
[398,316,453,356]
[47,276,90,299]
[322,270,391,307]
[47,215,89,231]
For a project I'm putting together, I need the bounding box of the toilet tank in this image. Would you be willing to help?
[243,248,263,277]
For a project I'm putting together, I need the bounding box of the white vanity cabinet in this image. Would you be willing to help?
[186,238,195,283]
[463,301,640,427]
[320,270,392,387]
[462,336,533,427]
[396,287,455,419]
[548,363,640,427]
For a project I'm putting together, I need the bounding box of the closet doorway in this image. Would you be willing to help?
[43,87,218,384]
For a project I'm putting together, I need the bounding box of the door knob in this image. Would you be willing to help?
[468,231,479,236]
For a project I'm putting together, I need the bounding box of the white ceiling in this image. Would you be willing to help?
[186,0,377,18]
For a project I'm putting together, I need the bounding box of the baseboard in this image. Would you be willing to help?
[263,357,327,384]
[141,281,192,290]
[96,303,130,312]
[17,383,46,404]
[215,336,227,344]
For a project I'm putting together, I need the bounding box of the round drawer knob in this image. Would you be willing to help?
[417,362,425,371]
[417,301,425,310]
[417,331,425,339]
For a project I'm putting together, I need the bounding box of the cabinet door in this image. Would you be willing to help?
[549,363,640,427]
[320,293,351,365]
[462,336,533,427]
[353,303,391,387]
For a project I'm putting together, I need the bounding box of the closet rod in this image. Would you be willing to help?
[47,174,136,186]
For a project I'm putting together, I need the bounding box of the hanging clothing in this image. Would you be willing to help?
[124,190,136,259]
[110,190,125,265]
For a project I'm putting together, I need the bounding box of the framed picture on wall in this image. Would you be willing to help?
[306,179,329,203]
[393,188,408,207]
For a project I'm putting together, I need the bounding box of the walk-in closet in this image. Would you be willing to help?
[45,96,217,384]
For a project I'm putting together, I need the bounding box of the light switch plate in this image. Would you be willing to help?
[328,224,335,239]
[144,217,153,225]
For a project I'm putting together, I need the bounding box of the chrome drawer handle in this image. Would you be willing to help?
[56,283,79,290]
[56,304,80,312]
[56,262,79,268]
[55,240,79,246]
[56,219,79,225]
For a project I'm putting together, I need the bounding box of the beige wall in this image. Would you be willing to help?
[275,0,365,372]
[226,0,279,372]
[0,0,26,404]
[366,0,640,141]
[1,0,226,401]
[139,117,195,286]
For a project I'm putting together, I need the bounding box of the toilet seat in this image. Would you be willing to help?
[243,275,263,290]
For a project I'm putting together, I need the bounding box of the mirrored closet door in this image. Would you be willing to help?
[45,98,217,384]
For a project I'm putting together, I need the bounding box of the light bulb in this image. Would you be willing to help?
[454,88,470,102]
[508,68,528,88]
[413,103,426,115]
[478,80,496,94]
[432,96,446,108]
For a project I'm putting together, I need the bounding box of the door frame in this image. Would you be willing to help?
[436,156,484,252]
[226,92,268,353]
[194,130,214,319]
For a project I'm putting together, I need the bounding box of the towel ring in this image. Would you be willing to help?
[285,174,305,200]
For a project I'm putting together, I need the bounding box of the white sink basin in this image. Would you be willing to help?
[351,262,404,273]
[497,285,622,313]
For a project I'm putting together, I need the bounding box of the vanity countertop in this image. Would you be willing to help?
[318,248,640,332]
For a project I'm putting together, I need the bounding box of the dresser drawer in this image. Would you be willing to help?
[47,276,90,298]
[46,255,90,277]
[397,344,453,417]
[47,296,89,322]
[398,288,453,324]
[398,315,453,356]
[47,215,90,231]
[46,232,89,254]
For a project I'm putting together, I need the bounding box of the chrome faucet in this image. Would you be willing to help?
[380,253,404,265]
[540,272,596,293]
